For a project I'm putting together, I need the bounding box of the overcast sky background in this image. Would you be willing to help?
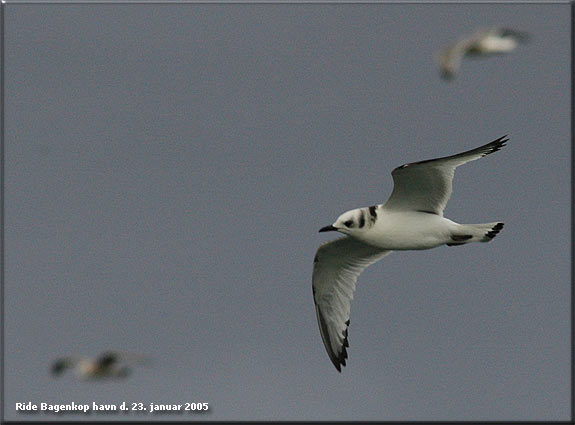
[3,1,571,422]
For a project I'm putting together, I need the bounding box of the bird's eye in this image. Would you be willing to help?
[344,220,353,228]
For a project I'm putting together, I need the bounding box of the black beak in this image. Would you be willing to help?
[319,225,338,233]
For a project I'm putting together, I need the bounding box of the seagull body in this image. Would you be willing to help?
[439,27,529,79]
[313,136,507,372]
[339,209,458,250]
[51,351,150,380]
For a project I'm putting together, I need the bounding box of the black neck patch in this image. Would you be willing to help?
[358,211,366,228]
[368,206,377,223]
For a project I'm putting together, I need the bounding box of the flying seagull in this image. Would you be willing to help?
[438,27,529,80]
[313,136,507,372]
[51,351,151,380]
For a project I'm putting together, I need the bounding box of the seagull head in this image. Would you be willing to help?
[319,209,366,235]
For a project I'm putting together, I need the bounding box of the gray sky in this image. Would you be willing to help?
[3,1,571,422]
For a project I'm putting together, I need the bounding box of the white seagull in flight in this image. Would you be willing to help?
[438,27,529,80]
[313,136,507,372]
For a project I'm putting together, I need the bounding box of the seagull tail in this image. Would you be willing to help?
[447,222,504,246]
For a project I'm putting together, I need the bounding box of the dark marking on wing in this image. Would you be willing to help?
[315,305,349,373]
[485,222,504,239]
[358,211,365,228]
[450,234,473,241]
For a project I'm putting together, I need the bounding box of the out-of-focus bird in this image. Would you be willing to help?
[438,27,529,80]
[51,351,151,380]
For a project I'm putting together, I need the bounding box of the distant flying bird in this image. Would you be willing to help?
[51,351,150,380]
[438,27,529,80]
[313,136,507,372]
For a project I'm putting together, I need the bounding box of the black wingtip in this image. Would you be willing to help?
[480,136,508,157]
[330,346,349,373]
[330,322,351,373]
[500,28,531,43]
[330,349,346,372]
[492,135,508,148]
[316,305,351,373]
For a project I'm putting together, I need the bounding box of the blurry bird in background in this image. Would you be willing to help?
[51,351,151,380]
[438,27,529,80]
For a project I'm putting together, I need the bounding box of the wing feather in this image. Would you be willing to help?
[383,136,507,215]
[439,36,476,78]
[312,237,391,372]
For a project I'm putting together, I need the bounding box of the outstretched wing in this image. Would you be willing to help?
[439,37,475,79]
[51,357,80,376]
[97,351,152,367]
[383,136,507,216]
[312,237,391,372]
